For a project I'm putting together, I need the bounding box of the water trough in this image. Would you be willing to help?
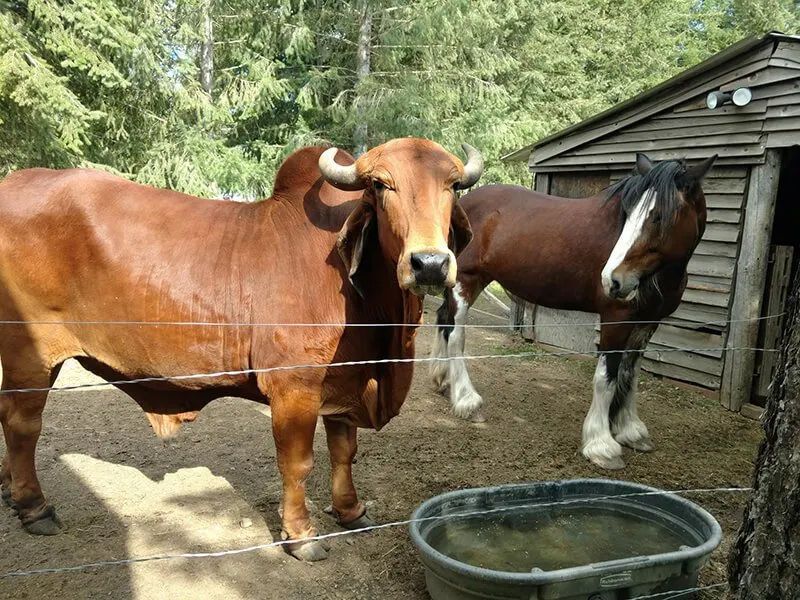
[409,479,723,600]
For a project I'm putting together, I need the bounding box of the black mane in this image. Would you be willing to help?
[606,159,687,238]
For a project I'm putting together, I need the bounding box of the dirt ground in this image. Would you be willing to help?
[0,295,763,600]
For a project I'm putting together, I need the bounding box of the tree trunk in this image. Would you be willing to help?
[728,266,800,598]
[200,0,214,97]
[353,3,372,156]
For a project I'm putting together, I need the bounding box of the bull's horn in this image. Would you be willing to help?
[319,147,361,189]
[459,143,484,188]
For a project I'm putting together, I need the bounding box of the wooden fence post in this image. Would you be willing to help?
[721,149,781,411]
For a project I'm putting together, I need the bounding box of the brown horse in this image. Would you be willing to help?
[431,153,716,470]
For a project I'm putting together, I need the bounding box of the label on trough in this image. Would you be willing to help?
[599,571,634,587]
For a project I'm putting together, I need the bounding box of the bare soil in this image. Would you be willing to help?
[0,295,763,600]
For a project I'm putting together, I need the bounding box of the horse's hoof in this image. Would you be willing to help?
[452,390,484,420]
[340,513,377,530]
[287,539,330,562]
[23,513,62,536]
[469,410,486,424]
[621,437,653,453]
[1,490,12,508]
[589,455,626,470]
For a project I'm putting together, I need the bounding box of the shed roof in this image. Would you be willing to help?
[502,32,800,163]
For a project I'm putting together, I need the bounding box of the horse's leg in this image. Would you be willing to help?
[430,289,455,394]
[323,416,374,530]
[611,325,657,452]
[581,323,632,470]
[270,390,327,562]
[446,280,485,423]
[0,359,62,535]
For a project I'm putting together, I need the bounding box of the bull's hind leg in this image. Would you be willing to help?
[0,366,61,535]
[323,416,374,530]
[611,325,657,452]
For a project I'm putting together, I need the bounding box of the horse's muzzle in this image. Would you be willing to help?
[608,274,639,301]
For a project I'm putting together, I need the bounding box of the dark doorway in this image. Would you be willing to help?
[753,146,800,406]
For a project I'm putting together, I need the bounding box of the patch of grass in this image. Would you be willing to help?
[490,341,559,363]
[486,281,506,296]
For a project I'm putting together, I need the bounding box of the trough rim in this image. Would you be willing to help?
[408,477,724,586]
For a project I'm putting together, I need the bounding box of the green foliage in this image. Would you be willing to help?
[1,0,798,193]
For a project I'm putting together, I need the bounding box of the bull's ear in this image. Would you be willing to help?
[337,201,375,298]
[448,200,473,255]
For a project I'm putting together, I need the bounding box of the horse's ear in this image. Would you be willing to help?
[337,201,375,298]
[635,153,654,175]
[685,154,717,184]
[449,200,473,255]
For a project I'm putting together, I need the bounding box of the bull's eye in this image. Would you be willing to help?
[373,180,385,193]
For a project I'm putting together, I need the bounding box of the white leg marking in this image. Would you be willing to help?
[447,284,484,421]
[612,361,652,452]
[429,323,450,393]
[601,189,657,294]
[582,356,624,469]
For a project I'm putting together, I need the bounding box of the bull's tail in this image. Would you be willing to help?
[429,290,455,392]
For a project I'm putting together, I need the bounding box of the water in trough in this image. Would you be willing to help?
[426,505,692,573]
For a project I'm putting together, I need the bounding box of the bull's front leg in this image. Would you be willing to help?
[323,416,375,530]
[271,395,328,562]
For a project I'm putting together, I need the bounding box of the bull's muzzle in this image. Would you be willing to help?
[410,252,450,287]
[399,247,456,297]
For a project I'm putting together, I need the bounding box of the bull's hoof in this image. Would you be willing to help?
[286,539,330,562]
[620,437,654,453]
[1,489,12,508]
[589,455,626,471]
[339,513,377,531]
[23,511,62,536]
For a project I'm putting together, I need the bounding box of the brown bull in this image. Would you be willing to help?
[0,138,483,561]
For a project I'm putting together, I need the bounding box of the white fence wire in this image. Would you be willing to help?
[0,309,774,594]
[0,345,779,395]
[0,486,750,585]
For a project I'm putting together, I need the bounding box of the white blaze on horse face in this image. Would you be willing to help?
[601,189,658,298]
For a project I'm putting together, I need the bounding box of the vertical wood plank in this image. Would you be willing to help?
[509,299,524,331]
[521,302,536,340]
[754,245,794,399]
[721,149,782,411]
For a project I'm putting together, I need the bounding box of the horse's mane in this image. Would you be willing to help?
[606,159,687,238]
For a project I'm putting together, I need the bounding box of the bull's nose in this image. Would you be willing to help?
[410,252,450,285]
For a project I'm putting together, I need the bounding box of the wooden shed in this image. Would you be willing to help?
[502,32,800,417]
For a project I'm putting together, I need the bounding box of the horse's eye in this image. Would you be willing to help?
[652,213,662,224]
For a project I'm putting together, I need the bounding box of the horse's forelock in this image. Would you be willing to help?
[606,159,687,238]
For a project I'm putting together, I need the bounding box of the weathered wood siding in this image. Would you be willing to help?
[519,36,800,393]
